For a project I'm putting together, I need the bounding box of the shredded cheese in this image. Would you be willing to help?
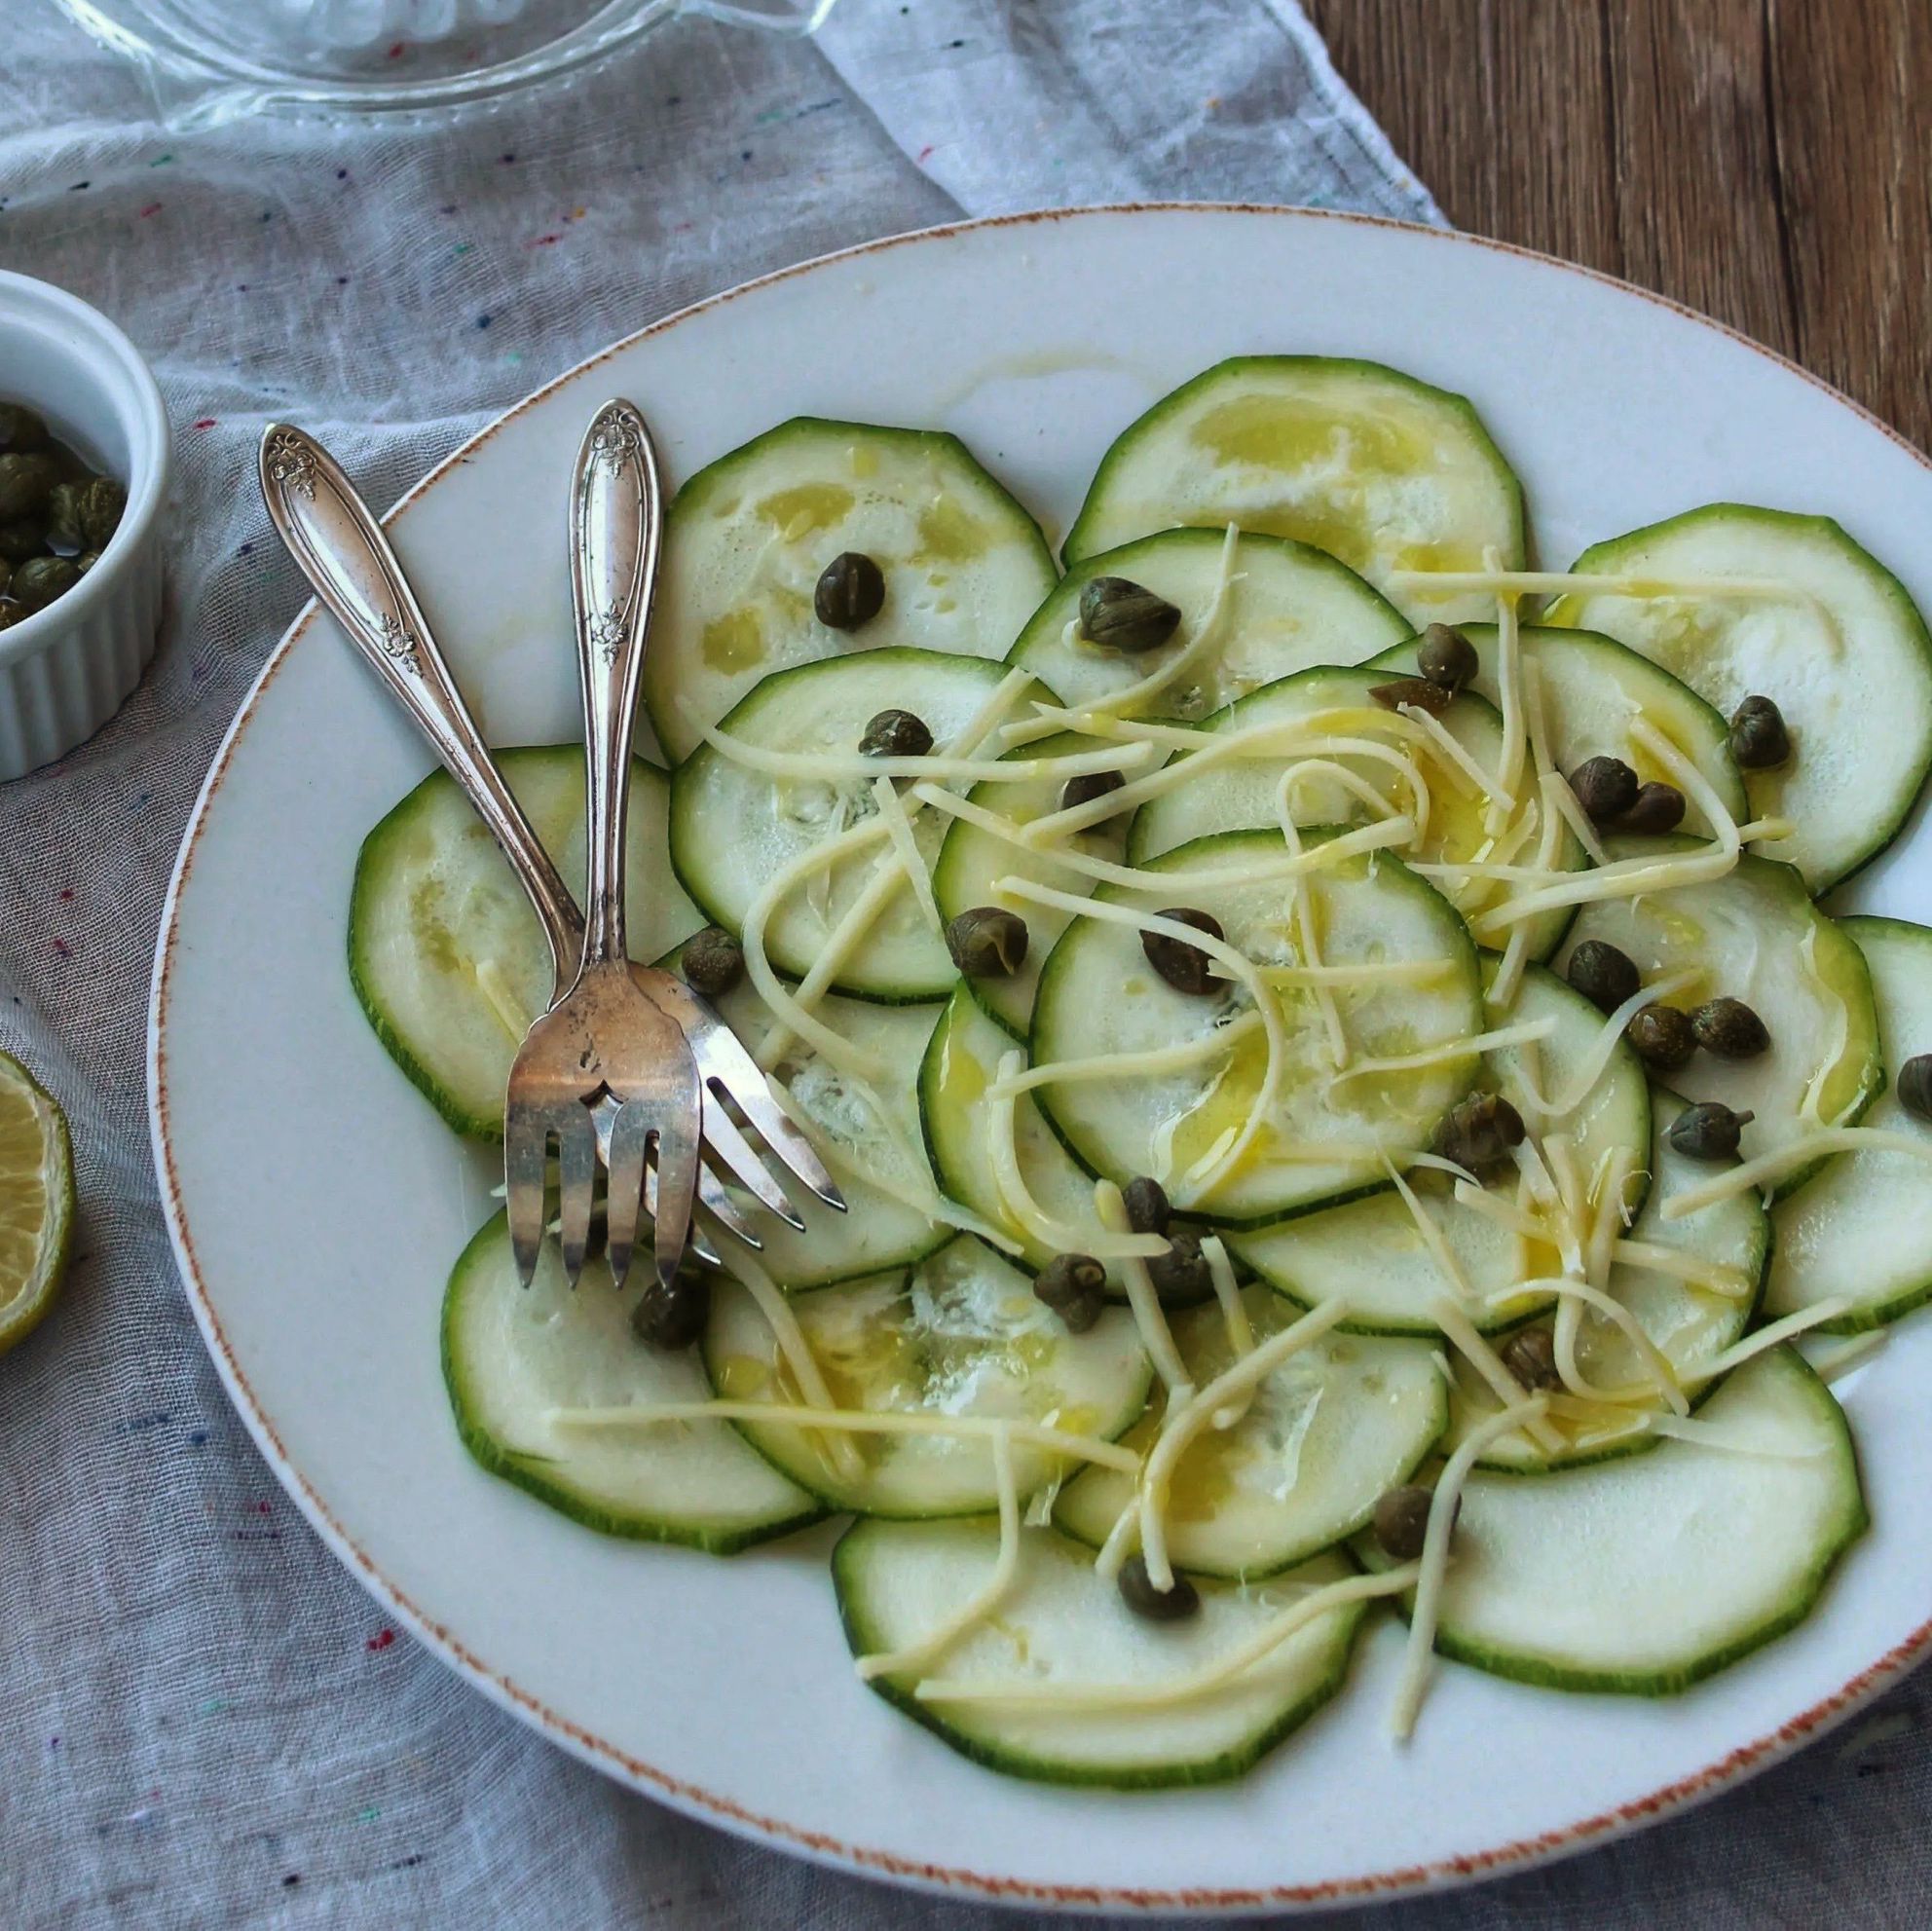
[693,716,1150,786]
[988,1011,1264,1100]
[871,774,942,934]
[1429,1293,1569,1455]
[1660,1130,1932,1220]
[1329,1015,1557,1087]
[1096,1180,1192,1396]
[727,1248,867,1482]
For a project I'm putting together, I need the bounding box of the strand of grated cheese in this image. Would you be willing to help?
[1810,1331,1888,1383]
[1389,1396,1548,1740]
[1500,1272,1689,1416]
[856,1426,1021,1682]
[691,716,1151,786]
[1072,522,1244,723]
[1610,1239,1754,1299]
[1522,969,1702,1123]
[1487,548,1526,831]
[1096,1179,1193,1397]
[727,1248,867,1483]
[472,957,533,1044]
[1428,1292,1570,1455]
[1397,703,1508,805]
[1261,958,1460,987]
[1200,1234,1257,1431]
[1634,1412,1832,1458]
[913,1563,1421,1712]
[987,1009,1265,1100]
[1660,1129,1932,1220]
[870,774,942,934]
[1327,1015,1558,1088]
[1280,754,1418,832]
[1271,798,1348,1070]
[1796,924,1853,1127]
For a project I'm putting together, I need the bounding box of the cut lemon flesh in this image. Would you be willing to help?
[0,1051,74,1354]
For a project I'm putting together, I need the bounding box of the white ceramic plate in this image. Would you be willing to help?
[149,206,1932,1913]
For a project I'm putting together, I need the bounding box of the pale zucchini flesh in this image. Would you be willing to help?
[1030,830,1485,1226]
[1548,504,1932,891]
[1054,1286,1447,1577]
[703,1236,1153,1517]
[1556,837,1882,1192]
[1365,1346,1865,1693]
[350,747,702,1138]
[835,1526,1367,1788]
[1004,526,1409,721]
[1062,355,1526,625]
[1767,917,1932,1329]
[442,1212,822,1553]
[645,417,1057,763]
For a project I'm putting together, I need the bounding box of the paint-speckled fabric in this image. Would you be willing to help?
[2,3,1926,1927]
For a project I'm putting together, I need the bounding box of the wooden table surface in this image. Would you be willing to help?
[1305,0,1932,454]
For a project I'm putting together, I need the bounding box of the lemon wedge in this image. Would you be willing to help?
[0,1050,74,1355]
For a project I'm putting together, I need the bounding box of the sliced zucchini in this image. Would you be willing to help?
[1365,1346,1865,1693]
[442,1211,822,1553]
[1031,830,1485,1226]
[669,648,1021,1002]
[1055,1287,1447,1577]
[918,985,1217,1301]
[1366,622,1749,839]
[835,1525,1368,1788]
[929,731,1135,1035]
[1062,355,1526,625]
[350,746,702,1137]
[1444,1091,1770,1472]
[671,941,948,1288]
[1005,527,1409,721]
[703,1235,1153,1516]
[645,418,1057,762]
[1557,837,1882,1192]
[1227,965,1651,1333]
[1124,663,1583,962]
[1768,917,1932,1329]
[1548,504,1932,890]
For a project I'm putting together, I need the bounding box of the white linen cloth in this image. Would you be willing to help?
[3,3,1927,1925]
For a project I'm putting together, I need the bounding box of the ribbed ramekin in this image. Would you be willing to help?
[0,272,169,782]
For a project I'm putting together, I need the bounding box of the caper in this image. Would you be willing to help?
[0,603,24,632]
[1033,1251,1106,1332]
[1141,908,1223,995]
[1626,1003,1697,1071]
[0,453,57,522]
[73,551,99,576]
[1117,1553,1199,1621]
[1566,939,1640,1015]
[945,906,1028,979]
[1121,1174,1170,1237]
[813,550,885,630]
[10,555,78,613]
[1060,767,1124,815]
[857,707,932,758]
[630,1268,711,1350]
[1078,576,1181,655]
[1416,622,1479,691]
[681,925,744,999]
[1431,1091,1526,1175]
[0,403,49,454]
[1569,755,1639,826]
[1897,1055,1932,1123]
[1146,1229,1212,1306]
[1375,1483,1458,1561]
[76,476,125,551]
[1691,996,1769,1059]
[0,557,10,600]
[1501,1322,1561,1392]
[1666,1101,1755,1162]
[1368,675,1454,718]
[1729,694,1790,770]
[1618,781,1687,836]
[44,480,84,553]
[0,520,47,565]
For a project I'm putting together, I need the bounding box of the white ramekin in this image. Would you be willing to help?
[0,272,170,782]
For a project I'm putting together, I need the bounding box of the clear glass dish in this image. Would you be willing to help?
[50,0,838,130]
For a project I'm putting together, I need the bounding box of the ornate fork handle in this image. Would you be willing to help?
[258,424,582,993]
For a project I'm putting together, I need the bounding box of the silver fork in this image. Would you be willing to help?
[256,422,836,1272]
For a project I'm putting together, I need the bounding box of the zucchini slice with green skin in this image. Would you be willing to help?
[1004,527,1409,721]
[929,731,1135,1036]
[1768,916,1932,1330]
[442,1212,823,1553]
[1362,1346,1866,1694]
[1556,837,1882,1195]
[350,747,703,1139]
[1061,355,1527,625]
[1030,829,1485,1227]
[1227,965,1651,1334]
[918,984,1219,1303]
[834,1527,1368,1789]
[1443,1091,1770,1473]
[644,417,1057,763]
[1547,504,1932,891]
[669,648,1026,1003]
[703,1236,1153,1517]
[1054,1286,1447,1578]
[1366,622,1749,839]
[1124,663,1583,963]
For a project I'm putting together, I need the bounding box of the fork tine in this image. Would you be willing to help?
[697,1095,807,1230]
[686,1013,845,1212]
[603,1101,651,1289]
[649,1102,702,1292]
[647,1161,757,1257]
[505,1110,553,1286]
[556,1104,599,1286]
